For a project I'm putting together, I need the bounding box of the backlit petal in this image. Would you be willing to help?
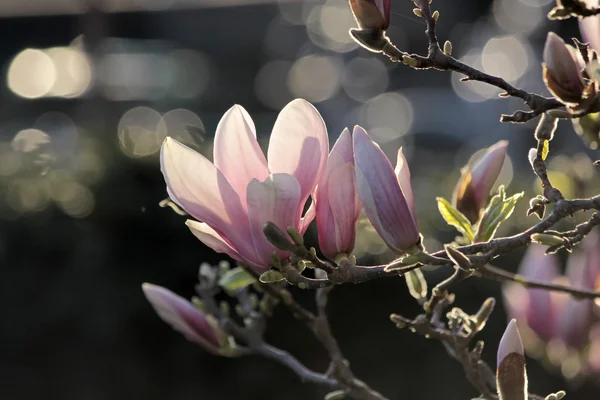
[213,105,269,205]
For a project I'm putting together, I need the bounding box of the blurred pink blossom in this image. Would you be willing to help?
[349,0,391,31]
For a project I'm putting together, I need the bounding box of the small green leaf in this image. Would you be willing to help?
[436,197,474,242]
[541,140,549,160]
[474,186,523,242]
[218,267,256,292]
[258,270,285,283]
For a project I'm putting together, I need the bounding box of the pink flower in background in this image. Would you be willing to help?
[161,99,328,272]
[315,129,361,260]
[353,126,419,254]
[504,233,600,358]
[453,141,508,224]
[142,283,230,355]
[349,0,391,31]
[579,0,600,53]
[503,244,560,342]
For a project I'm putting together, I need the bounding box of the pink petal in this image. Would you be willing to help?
[160,138,255,259]
[353,126,419,254]
[186,220,263,270]
[394,148,416,225]
[213,105,269,206]
[142,283,221,354]
[267,99,329,205]
[328,163,360,256]
[246,173,302,266]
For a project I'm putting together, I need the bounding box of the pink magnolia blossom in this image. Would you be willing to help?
[543,32,586,105]
[353,126,419,254]
[453,141,508,224]
[349,0,391,31]
[315,128,361,260]
[142,283,228,355]
[161,99,328,272]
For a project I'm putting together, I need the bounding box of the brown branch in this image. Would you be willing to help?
[370,2,564,123]
[549,0,600,19]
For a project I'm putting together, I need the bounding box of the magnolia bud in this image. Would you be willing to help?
[497,320,527,400]
[543,32,586,105]
[453,141,508,224]
[349,0,391,31]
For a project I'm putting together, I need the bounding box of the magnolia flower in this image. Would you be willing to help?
[353,126,419,254]
[543,32,586,105]
[496,319,527,400]
[452,141,507,224]
[349,0,391,31]
[161,99,328,272]
[142,283,232,355]
[315,129,360,260]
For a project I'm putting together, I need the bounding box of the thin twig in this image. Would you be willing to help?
[375,1,564,123]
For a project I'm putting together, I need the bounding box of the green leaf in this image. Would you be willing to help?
[436,197,474,242]
[474,186,523,242]
[218,267,256,292]
[541,140,549,160]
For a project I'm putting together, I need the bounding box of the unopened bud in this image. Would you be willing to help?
[349,0,391,31]
[287,226,304,246]
[473,298,495,332]
[443,40,452,56]
[402,55,419,67]
[259,269,285,283]
[445,244,473,271]
[432,10,439,21]
[405,269,428,301]
[543,32,586,105]
[263,221,295,251]
[413,8,423,17]
[531,233,564,247]
[497,320,527,400]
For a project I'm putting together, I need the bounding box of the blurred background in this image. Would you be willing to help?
[1,0,599,398]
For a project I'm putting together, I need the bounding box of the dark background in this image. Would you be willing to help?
[0,0,598,399]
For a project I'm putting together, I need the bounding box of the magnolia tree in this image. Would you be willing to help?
[142,1,600,399]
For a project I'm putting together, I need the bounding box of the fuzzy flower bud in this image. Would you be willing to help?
[543,32,586,105]
[142,283,232,355]
[315,129,361,260]
[353,126,420,254]
[349,0,391,31]
[452,141,508,224]
[496,319,527,400]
